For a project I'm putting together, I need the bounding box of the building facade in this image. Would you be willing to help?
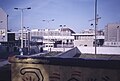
[30,27,75,48]
[0,8,8,42]
[13,27,75,50]
[73,33,95,47]
[104,23,120,47]
[72,29,104,47]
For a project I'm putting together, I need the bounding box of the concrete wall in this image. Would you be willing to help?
[74,40,93,47]
[9,56,120,81]
[77,46,120,55]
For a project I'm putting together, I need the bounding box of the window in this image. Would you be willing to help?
[84,45,87,46]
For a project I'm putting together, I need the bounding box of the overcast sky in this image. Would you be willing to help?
[0,0,120,32]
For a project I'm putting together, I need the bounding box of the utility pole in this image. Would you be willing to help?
[89,0,101,55]
[95,0,97,55]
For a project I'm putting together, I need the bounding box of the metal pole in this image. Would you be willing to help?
[28,31,30,55]
[23,27,29,48]
[24,27,27,48]
[62,26,64,52]
[21,9,24,55]
[95,0,97,55]
[62,27,65,52]
[117,26,119,47]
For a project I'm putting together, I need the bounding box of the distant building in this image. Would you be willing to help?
[12,26,105,52]
[0,8,8,42]
[104,23,120,47]
[72,29,104,47]
[72,29,95,47]
[30,27,75,48]
[12,27,75,51]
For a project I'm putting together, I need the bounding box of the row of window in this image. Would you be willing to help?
[45,45,53,47]
[31,31,71,36]
[106,42,120,46]
[74,36,94,40]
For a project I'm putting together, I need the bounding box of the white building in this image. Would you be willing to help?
[72,29,104,47]
[0,8,8,42]
[104,23,120,47]
[30,27,75,48]
[72,33,95,47]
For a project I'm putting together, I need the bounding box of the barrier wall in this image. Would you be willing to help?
[9,56,120,81]
[77,46,120,55]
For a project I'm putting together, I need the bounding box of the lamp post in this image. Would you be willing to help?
[14,7,31,55]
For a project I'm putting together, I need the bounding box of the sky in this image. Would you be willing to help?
[0,0,120,32]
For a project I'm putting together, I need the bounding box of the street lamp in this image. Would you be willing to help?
[14,7,31,55]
